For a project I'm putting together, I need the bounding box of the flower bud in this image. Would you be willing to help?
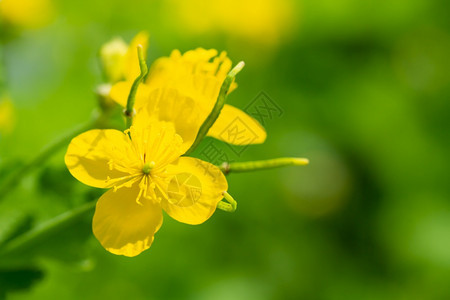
[99,38,128,83]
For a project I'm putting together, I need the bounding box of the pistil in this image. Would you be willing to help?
[142,161,155,174]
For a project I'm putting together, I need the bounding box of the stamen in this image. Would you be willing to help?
[105,173,141,190]
[111,175,141,192]
[136,176,148,205]
[151,175,169,201]
[107,157,137,174]
[150,128,166,161]
[143,175,158,200]
[108,159,114,171]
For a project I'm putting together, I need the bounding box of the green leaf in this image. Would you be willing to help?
[0,201,96,264]
[0,267,44,298]
[0,210,33,248]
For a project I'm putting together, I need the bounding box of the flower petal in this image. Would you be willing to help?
[146,48,234,113]
[142,87,205,153]
[124,31,149,81]
[162,157,228,225]
[139,49,245,152]
[65,129,140,188]
[207,104,266,145]
[109,81,150,108]
[93,182,163,257]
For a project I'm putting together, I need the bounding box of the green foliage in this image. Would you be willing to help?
[1,0,450,299]
[0,267,44,298]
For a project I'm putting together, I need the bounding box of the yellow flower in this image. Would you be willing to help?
[99,31,149,84]
[65,107,228,257]
[0,0,54,29]
[0,96,15,135]
[110,46,266,150]
[163,0,297,47]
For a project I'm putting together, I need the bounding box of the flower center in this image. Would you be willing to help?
[142,161,155,174]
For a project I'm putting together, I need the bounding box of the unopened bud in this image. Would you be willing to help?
[99,37,128,83]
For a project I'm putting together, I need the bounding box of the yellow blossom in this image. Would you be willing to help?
[0,0,54,29]
[65,106,228,257]
[163,0,297,47]
[109,45,266,150]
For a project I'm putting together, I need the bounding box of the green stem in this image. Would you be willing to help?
[217,191,237,212]
[125,45,148,128]
[0,200,96,259]
[0,115,98,201]
[184,61,245,155]
[220,157,309,175]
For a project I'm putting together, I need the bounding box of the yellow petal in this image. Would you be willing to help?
[142,87,206,153]
[207,104,266,145]
[93,182,163,257]
[65,129,140,188]
[162,157,228,225]
[141,49,245,151]
[146,48,233,113]
[109,81,150,108]
[124,31,149,81]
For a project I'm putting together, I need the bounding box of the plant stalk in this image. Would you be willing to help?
[220,157,309,175]
[124,45,148,128]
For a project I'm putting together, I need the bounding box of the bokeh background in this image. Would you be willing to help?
[1,0,450,299]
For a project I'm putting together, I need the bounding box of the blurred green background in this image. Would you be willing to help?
[1,0,450,299]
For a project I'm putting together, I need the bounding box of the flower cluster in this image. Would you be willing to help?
[65,32,307,257]
[104,32,266,148]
